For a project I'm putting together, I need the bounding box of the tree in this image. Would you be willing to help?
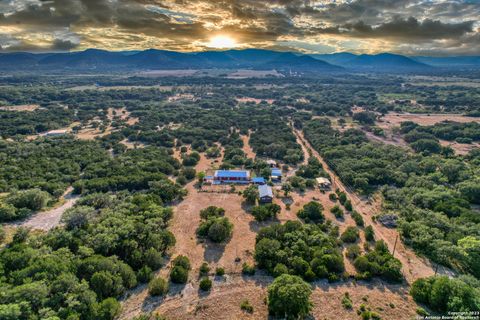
[96,298,122,320]
[297,201,324,223]
[243,185,259,204]
[267,274,312,319]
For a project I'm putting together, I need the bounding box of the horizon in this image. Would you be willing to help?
[0,1,479,56]
[2,47,480,58]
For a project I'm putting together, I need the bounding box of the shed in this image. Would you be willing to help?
[266,160,277,168]
[316,177,331,190]
[258,185,273,203]
[271,168,282,182]
[252,177,266,185]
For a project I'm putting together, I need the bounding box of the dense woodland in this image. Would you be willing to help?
[0,73,479,318]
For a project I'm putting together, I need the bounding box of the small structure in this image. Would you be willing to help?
[203,175,214,185]
[45,129,68,137]
[252,177,266,185]
[316,177,331,190]
[258,185,273,203]
[270,168,282,182]
[266,159,277,168]
[214,170,250,184]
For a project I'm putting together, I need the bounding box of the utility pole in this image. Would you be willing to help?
[392,235,398,257]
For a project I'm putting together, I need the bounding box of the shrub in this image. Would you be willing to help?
[199,277,212,291]
[330,205,344,218]
[137,266,153,283]
[172,255,191,270]
[240,300,254,313]
[242,263,256,275]
[267,274,312,319]
[341,292,353,309]
[346,244,361,260]
[96,298,122,320]
[344,200,353,211]
[206,218,233,243]
[273,263,289,277]
[341,227,359,243]
[329,193,337,201]
[364,226,375,242]
[148,277,169,296]
[170,266,188,284]
[200,206,225,220]
[353,241,402,282]
[215,267,225,276]
[351,211,364,227]
[200,262,210,275]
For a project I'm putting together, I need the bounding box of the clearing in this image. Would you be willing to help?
[0,104,40,112]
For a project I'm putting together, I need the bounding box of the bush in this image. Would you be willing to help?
[297,201,324,223]
[240,300,254,313]
[199,277,212,291]
[170,266,188,284]
[251,203,280,221]
[329,193,337,201]
[96,298,122,320]
[346,244,361,260]
[344,200,353,211]
[341,292,353,309]
[197,207,233,243]
[351,211,364,227]
[172,255,191,270]
[267,274,312,319]
[199,206,225,220]
[200,262,210,275]
[148,277,169,296]
[7,188,51,211]
[137,266,153,283]
[353,241,402,282]
[242,263,256,275]
[331,205,344,218]
[273,263,289,277]
[215,267,225,276]
[341,227,359,243]
[364,226,375,241]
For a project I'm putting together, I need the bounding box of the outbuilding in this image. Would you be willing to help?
[252,177,266,185]
[258,184,273,203]
[316,177,332,190]
[270,168,282,182]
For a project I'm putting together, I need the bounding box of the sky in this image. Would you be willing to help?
[0,0,479,56]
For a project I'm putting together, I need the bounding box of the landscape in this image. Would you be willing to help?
[1,1,480,320]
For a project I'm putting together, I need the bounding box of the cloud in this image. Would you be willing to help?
[0,0,478,54]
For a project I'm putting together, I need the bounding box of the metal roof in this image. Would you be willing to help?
[316,177,331,184]
[271,168,282,176]
[252,177,265,182]
[214,170,250,178]
[258,184,273,198]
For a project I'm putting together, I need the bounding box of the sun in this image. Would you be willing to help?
[207,35,237,49]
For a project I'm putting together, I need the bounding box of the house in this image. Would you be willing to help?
[266,159,277,168]
[258,185,273,203]
[270,168,282,182]
[213,170,250,184]
[252,177,266,185]
[316,177,331,190]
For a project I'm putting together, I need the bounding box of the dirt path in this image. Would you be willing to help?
[241,133,256,159]
[12,187,79,231]
[293,128,453,284]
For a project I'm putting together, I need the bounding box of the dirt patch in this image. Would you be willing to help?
[241,134,256,159]
[8,187,79,232]
[123,276,416,320]
[378,113,480,129]
[227,69,283,79]
[0,104,40,112]
[139,70,200,77]
[439,140,480,155]
[236,97,275,105]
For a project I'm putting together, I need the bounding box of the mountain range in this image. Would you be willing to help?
[1,49,479,73]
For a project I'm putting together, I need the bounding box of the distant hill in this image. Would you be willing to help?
[0,49,341,73]
[311,52,431,71]
[412,56,480,67]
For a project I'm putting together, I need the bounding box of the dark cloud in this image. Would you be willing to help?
[0,0,478,54]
